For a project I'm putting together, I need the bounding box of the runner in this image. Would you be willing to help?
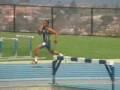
[33,20,59,64]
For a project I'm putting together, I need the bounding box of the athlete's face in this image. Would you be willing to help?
[43,21,49,27]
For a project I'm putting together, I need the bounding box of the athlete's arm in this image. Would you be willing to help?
[37,24,44,35]
[47,27,59,44]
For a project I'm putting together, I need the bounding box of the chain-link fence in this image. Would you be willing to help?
[53,8,91,35]
[93,8,120,36]
[0,5,14,32]
[0,4,120,36]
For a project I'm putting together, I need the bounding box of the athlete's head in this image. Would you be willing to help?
[43,20,49,27]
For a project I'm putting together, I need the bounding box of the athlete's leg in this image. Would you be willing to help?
[33,42,46,64]
[49,50,60,55]
[46,43,60,56]
[34,45,43,56]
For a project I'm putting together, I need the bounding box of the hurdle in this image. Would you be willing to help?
[16,35,34,57]
[0,35,46,61]
[0,37,18,57]
[52,55,115,90]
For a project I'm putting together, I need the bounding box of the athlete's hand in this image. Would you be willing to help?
[37,30,42,35]
[54,39,58,44]
[37,24,44,35]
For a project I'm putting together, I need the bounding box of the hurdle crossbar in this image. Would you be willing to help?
[16,35,34,38]
[0,37,18,40]
[53,55,114,65]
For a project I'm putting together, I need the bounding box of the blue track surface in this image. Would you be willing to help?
[0,63,120,90]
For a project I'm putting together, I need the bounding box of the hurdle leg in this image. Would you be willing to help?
[104,64,115,90]
[29,38,32,57]
[52,60,62,84]
[0,38,3,57]
[52,55,64,84]
[111,66,115,90]
[13,39,18,57]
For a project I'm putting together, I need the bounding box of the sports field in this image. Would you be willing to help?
[0,32,120,60]
[0,32,120,90]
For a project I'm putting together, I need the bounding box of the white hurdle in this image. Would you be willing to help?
[52,55,115,89]
[1,37,18,40]
[16,35,34,39]
[0,37,18,57]
[53,55,114,65]
[16,35,34,57]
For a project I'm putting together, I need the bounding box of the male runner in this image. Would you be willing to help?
[33,20,59,64]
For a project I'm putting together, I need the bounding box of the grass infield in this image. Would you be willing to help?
[0,32,120,60]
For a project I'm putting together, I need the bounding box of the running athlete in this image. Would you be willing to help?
[33,20,59,64]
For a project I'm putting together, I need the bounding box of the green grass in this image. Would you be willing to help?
[0,32,120,59]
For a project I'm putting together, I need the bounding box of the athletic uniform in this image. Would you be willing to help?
[41,28,52,51]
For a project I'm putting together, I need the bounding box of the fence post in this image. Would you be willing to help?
[91,8,93,35]
[51,7,54,29]
[13,4,16,32]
